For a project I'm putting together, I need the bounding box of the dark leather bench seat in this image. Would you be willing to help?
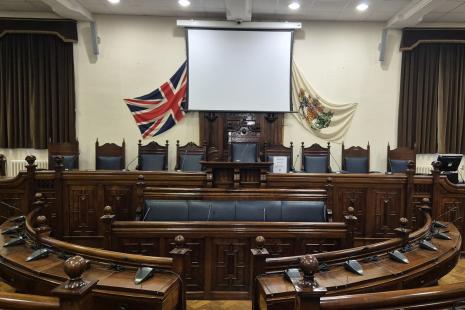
[142,200,327,222]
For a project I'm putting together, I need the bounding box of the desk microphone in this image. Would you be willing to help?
[0,201,24,216]
[292,154,300,172]
[142,207,152,221]
[329,151,341,172]
[125,156,139,171]
[207,204,212,221]
[178,149,188,172]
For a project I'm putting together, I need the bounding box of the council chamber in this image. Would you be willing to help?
[1,1,465,310]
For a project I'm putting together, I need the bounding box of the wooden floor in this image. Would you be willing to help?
[187,259,465,310]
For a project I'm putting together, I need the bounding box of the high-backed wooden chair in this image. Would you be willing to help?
[95,139,125,170]
[387,143,416,173]
[175,141,206,172]
[264,143,294,173]
[137,140,168,171]
[301,142,331,173]
[228,142,260,163]
[48,140,79,170]
[342,142,370,173]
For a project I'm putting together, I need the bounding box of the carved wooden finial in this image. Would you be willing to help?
[432,161,441,171]
[407,160,415,170]
[35,215,50,234]
[299,254,319,286]
[174,235,185,248]
[255,236,266,250]
[54,155,64,171]
[103,206,113,216]
[32,193,46,210]
[63,256,88,290]
[25,155,36,166]
[348,206,355,215]
[399,217,408,228]
[137,175,145,183]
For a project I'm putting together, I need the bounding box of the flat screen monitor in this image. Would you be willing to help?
[186,28,293,112]
[437,154,463,172]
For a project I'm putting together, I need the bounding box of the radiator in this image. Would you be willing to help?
[8,160,48,177]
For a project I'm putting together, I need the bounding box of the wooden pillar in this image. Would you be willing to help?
[294,255,326,310]
[405,160,415,225]
[251,236,269,310]
[0,154,6,176]
[100,206,115,250]
[431,161,442,219]
[169,235,189,310]
[54,156,64,238]
[344,205,358,248]
[25,155,37,213]
[394,217,412,252]
[52,256,97,310]
[134,175,145,220]
[325,177,334,221]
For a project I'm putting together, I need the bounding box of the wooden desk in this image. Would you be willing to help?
[201,161,273,188]
[0,217,185,310]
[256,222,461,309]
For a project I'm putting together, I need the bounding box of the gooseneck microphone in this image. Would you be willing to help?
[125,156,139,171]
[207,204,212,221]
[329,151,342,172]
[292,154,300,172]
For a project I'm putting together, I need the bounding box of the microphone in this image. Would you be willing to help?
[329,151,341,172]
[207,204,212,221]
[263,208,267,221]
[142,207,152,221]
[178,149,188,172]
[0,201,24,216]
[292,154,299,172]
[125,156,138,171]
[386,158,393,174]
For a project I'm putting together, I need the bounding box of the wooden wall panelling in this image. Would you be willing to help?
[212,238,250,295]
[165,237,205,294]
[65,185,99,239]
[336,188,367,236]
[371,188,403,238]
[104,186,132,220]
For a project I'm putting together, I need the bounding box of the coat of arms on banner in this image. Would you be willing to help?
[297,88,333,130]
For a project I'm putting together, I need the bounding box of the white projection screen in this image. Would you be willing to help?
[186,28,293,112]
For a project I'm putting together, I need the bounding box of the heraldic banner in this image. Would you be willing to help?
[292,62,358,142]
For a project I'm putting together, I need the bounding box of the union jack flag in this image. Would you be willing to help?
[124,62,187,138]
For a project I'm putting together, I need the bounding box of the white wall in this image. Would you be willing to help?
[0,15,403,172]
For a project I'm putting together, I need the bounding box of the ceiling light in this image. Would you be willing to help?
[178,0,191,7]
[356,2,369,12]
[107,0,120,4]
[288,2,300,10]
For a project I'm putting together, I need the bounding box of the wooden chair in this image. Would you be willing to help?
[264,142,294,172]
[95,139,125,170]
[301,142,331,173]
[48,140,79,170]
[342,142,370,173]
[387,143,416,173]
[137,140,168,171]
[175,140,207,171]
[228,142,260,163]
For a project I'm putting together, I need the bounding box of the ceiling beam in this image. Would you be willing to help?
[386,0,447,29]
[225,0,252,22]
[40,0,93,21]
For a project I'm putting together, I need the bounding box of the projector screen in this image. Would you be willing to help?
[187,28,293,112]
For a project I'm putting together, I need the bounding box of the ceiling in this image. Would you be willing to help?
[1,0,465,23]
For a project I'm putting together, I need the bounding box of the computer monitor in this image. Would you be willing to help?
[437,154,463,172]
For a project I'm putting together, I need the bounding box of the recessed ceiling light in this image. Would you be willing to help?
[288,2,300,10]
[178,0,191,7]
[356,2,369,12]
[107,0,120,4]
